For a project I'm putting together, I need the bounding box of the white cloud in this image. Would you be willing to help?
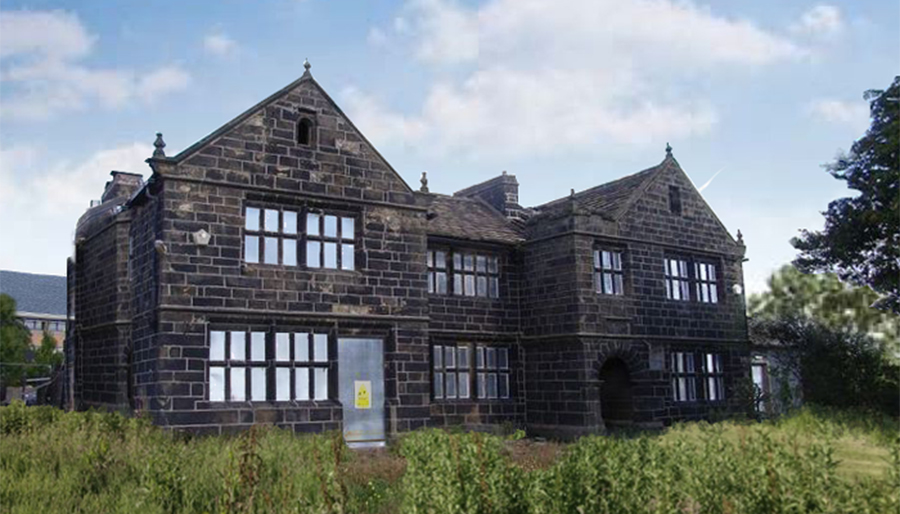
[0,143,152,274]
[355,0,800,158]
[807,99,869,131]
[0,9,191,122]
[367,27,389,47]
[791,5,843,37]
[203,32,239,57]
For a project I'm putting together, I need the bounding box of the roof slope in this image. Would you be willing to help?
[0,270,67,316]
[534,160,667,219]
[420,194,524,244]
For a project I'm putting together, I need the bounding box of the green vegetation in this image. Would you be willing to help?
[1,403,897,513]
[0,293,31,388]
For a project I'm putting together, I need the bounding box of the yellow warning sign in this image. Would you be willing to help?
[355,380,371,409]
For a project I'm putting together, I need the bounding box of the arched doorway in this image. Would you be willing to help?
[599,357,634,428]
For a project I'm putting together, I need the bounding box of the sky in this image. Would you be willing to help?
[0,0,897,296]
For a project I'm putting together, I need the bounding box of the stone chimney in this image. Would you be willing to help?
[454,171,526,221]
[101,171,144,203]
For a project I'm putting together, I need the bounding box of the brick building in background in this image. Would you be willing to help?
[0,270,67,347]
[67,63,750,443]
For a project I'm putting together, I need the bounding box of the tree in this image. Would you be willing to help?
[0,293,31,390]
[30,331,63,378]
[749,265,899,358]
[792,76,900,313]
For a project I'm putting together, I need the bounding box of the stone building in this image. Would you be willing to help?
[67,63,749,443]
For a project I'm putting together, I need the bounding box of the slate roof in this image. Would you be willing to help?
[533,158,671,219]
[0,270,67,316]
[420,194,524,245]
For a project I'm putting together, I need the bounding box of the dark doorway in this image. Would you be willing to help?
[599,358,634,428]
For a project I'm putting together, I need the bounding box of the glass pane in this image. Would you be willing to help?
[264,237,279,264]
[709,265,716,281]
[434,372,443,399]
[433,345,443,369]
[435,251,446,269]
[314,368,328,400]
[603,273,613,294]
[688,377,697,401]
[341,244,354,270]
[488,256,498,274]
[498,348,509,370]
[710,285,718,303]
[476,255,486,273]
[283,239,297,266]
[230,368,246,401]
[476,347,485,369]
[307,213,320,236]
[428,273,434,294]
[210,331,226,361]
[665,279,672,299]
[250,332,266,362]
[245,236,259,264]
[458,347,469,369]
[275,333,290,362]
[341,217,354,240]
[324,215,338,238]
[614,275,623,295]
[323,242,337,268]
[283,211,297,234]
[674,352,683,373]
[499,374,510,398]
[276,368,290,401]
[264,209,279,232]
[307,241,321,267]
[486,348,497,369]
[464,254,474,271]
[612,252,622,271]
[453,253,462,270]
[477,373,486,399]
[210,367,225,402]
[454,274,463,295]
[699,263,707,281]
[602,251,611,269]
[686,354,695,373]
[437,272,448,294]
[465,275,475,296]
[594,250,601,270]
[313,334,328,362]
[251,368,266,401]
[444,346,456,369]
[677,377,686,402]
[296,368,310,400]
[245,207,260,231]
[458,372,469,399]
[445,372,457,398]
[295,333,309,361]
[489,277,499,298]
[680,261,688,278]
[230,332,246,361]
[708,377,717,401]
[427,251,433,269]
[487,373,498,399]
[477,276,487,297]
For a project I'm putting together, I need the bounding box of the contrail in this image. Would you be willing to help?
[698,167,725,193]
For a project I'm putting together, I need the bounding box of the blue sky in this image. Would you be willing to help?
[0,0,897,295]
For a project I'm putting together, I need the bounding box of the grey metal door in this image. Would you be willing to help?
[338,338,385,448]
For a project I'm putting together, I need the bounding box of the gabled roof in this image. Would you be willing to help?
[534,157,671,219]
[419,194,524,245]
[0,270,67,317]
[164,67,414,194]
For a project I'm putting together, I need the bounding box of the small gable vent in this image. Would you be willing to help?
[669,185,682,215]
[297,117,314,146]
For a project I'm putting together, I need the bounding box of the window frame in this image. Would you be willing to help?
[305,211,356,271]
[427,249,449,295]
[428,248,501,299]
[432,343,511,401]
[703,353,726,402]
[594,248,625,296]
[243,206,301,266]
[664,257,691,301]
[671,351,697,402]
[694,261,719,304]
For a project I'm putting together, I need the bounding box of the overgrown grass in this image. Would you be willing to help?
[1,402,897,513]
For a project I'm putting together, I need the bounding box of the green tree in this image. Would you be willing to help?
[29,331,63,378]
[792,76,900,313]
[0,293,31,389]
[749,265,899,357]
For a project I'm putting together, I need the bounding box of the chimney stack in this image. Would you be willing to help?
[101,171,144,203]
[454,171,526,221]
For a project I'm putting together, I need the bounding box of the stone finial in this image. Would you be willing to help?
[420,171,429,193]
[665,142,672,157]
[570,188,576,198]
[502,170,507,176]
[737,229,744,245]
[153,133,166,158]
[303,58,311,72]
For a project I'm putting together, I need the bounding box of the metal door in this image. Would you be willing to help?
[338,338,385,448]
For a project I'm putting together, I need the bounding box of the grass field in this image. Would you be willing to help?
[1,402,897,513]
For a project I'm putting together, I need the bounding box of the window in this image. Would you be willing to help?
[297,118,313,146]
[669,185,682,215]
[694,262,718,304]
[594,249,624,295]
[208,331,268,402]
[449,251,500,298]
[704,353,725,401]
[307,213,355,270]
[476,345,510,399]
[244,207,299,266]
[665,258,690,301]
[432,345,470,400]
[432,344,510,400]
[208,330,330,402]
[427,250,448,295]
[671,352,697,402]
